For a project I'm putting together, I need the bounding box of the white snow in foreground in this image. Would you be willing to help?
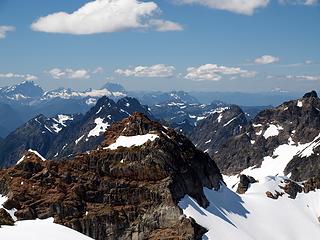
[0,218,93,240]
[106,134,158,150]
[16,149,46,165]
[179,178,320,240]
[263,124,283,139]
[297,100,303,107]
[87,117,110,137]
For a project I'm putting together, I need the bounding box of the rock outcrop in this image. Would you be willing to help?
[236,175,257,194]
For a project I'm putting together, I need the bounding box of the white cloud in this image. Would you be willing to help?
[148,19,184,32]
[184,64,256,81]
[47,68,90,79]
[0,25,15,39]
[0,73,38,80]
[173,0,270,15]
[92,67,104,74]
[286,75,320,81]
[25,74,39,81]
[115,64,176,77]
[31,0,182,34]
[254,55,280,64]
[279,0,318,6]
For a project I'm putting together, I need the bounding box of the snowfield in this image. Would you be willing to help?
[0,218,93,240]
[263,124,283,139]
[179,178,320,240]
[1,195,93,240]
[186,130,320,239]
[106,134,159,150]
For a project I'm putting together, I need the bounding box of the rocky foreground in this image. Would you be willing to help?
[0,113,222,240]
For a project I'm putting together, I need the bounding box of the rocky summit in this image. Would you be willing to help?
[0,112,222,240]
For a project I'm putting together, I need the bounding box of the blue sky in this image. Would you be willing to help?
[0,0,319,92]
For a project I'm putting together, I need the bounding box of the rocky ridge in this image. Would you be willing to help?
[205,91,320,181]
[0,113,222,239]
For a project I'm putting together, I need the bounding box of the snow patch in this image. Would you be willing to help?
[263,124,283,139]
[227,134,320,183]
[88,118,110,137]
[16,149,46,165]
[75,135,85,145]
[53,114,73,127]
[106,134,158,150]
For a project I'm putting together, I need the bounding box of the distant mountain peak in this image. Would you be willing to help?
[101,82,126,93]
[303,90,318,99]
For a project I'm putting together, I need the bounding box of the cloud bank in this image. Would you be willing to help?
[0,73,38,80]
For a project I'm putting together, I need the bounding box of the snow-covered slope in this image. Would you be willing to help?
[179,178,320,240]
[0,218,93,240]
[0,195,93,240]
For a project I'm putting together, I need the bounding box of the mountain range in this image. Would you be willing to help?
[0,82,320,239]
[0,81,269,138]
[0,91,320,239]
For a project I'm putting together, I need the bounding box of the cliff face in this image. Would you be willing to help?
[0,113,222,240]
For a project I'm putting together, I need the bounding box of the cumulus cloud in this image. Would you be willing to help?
[0,25,15,39]
[0,72,38,80]
[47,68,90,79]
[184,64,256,81]
[254,55,280,64]
[115,64,176,77]
[286,75,320,81]
[31,0,182,34]
[173,0,270,15]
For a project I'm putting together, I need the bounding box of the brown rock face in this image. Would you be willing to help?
[0,113,222,240]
